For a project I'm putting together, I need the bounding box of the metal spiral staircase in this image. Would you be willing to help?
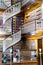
[3,1,21,52]
[2,0,33,52]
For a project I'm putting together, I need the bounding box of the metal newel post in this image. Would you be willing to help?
[10,48,12,65]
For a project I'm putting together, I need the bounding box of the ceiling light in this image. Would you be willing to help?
[27,7,29,9]
[31,31,36,35]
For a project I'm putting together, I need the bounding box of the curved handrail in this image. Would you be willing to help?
[2,18,12,34]
[3,30,21,52]
[22,0,30,6]
[3,2,21,23]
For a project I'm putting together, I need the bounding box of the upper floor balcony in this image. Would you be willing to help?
[22,20,43,35]
[21,6,43,35]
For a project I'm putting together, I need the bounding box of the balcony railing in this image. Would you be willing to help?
[22,20,43,34]
[3,30,21,52]
[22,0,35,6]
[3,18,12,34]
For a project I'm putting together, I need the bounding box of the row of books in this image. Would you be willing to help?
[25,7,41,23]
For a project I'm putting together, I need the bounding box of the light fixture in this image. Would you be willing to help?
[10,48,12,53]
[31,31,36,35]
[31,0,35,2]
[39,48,42,53]
[27,7,29,9]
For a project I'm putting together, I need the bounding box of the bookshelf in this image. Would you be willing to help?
[22,6,43,34]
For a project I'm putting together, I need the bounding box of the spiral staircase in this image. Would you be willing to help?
[2,0,34,52]
[2,1,21,52]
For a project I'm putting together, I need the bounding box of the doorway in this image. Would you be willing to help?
[38,38,43,65]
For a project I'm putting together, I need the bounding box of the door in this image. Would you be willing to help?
[38,38,42,65]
